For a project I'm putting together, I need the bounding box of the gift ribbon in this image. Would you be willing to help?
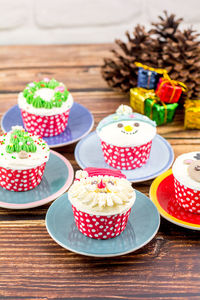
[135,62,168,75]
[150,98,168,124]
[157,73,188,103]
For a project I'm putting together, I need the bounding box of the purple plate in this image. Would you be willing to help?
[1,103,94,148]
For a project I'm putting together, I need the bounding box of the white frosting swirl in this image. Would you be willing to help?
[0,126,50,170]
[18,92,73,116]
[68,171,135,215]
[116,104,133,115]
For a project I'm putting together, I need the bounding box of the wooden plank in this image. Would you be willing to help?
[0,67,108,92]
[0,44,114,69]
[0,222,200,299]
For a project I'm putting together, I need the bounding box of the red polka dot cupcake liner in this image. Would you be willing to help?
[0,163,46,192]
[100,140,152,170]
[72,205,131,239]
[21,109,70,137]
[174,177,200,213]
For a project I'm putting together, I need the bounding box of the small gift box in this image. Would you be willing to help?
[135,62,166,90]
[144,98,178,126]
[130,87,156,114]
[184,99,200,129]
[156,75,187,104]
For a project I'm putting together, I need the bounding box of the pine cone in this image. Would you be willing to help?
[160,29,200,99]
[102,11,200,99]
[101,25,158,92]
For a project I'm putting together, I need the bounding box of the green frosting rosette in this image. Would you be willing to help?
[22,78,69,109]
[5,128,38,154]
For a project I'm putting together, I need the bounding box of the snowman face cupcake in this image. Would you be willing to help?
[96,105,156,170]
[172,152,200,213]
[98,119,156,147]
[172,152,200,191]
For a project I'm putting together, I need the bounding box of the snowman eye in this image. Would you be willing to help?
[134,122,140,127]
[91,180,98,185]
[108,180,114,185]
[117,123,123,128]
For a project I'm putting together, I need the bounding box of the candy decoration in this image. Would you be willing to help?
[18,150,28,159]
[84,167,126,179]
[97,179,106,189]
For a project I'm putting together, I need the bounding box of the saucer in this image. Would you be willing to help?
[0,150,74,209]
[150,169,200,230]
[75,131,174,183]
[1,103,94,148]
[45,190,160,257]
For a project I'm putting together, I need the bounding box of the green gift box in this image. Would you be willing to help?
[144,98,178,126]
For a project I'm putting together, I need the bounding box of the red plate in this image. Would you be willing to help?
[150,169,200,230]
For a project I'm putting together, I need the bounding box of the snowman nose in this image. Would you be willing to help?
[124,125,133,132]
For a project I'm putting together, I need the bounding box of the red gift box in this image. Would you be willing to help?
[155,77,183,104]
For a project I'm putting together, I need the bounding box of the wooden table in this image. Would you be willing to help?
[0,44,200,300]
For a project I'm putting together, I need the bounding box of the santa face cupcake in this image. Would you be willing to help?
[96,105,156,170]
[18,78,73,137]
[0,126,49,191]
[172,152,200,213]
[68,168,136,239]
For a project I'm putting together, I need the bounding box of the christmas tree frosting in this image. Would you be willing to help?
[6,128,37,154]
[22,78,69,109]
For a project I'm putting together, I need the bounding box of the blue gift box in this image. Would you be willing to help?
[137,67,161,90]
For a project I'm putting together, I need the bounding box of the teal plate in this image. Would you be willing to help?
[45,191,160,257]
[0,150,74,209]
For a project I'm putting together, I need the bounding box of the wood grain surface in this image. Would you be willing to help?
[0,44,200,300]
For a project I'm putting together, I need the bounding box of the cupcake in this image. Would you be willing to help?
[18,78,73,137]
[172,152,200,213]
[96,105,156,170]
[0,126,49,191]
[68,168,136,239]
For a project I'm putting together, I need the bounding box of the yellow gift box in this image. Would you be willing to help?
[184,99,200,129]
[130,87,156,114]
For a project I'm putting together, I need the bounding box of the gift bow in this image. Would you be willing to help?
[131,87,168,123]
[135,88,168,123]
[135,62,167,75]
[157,73,188,103]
